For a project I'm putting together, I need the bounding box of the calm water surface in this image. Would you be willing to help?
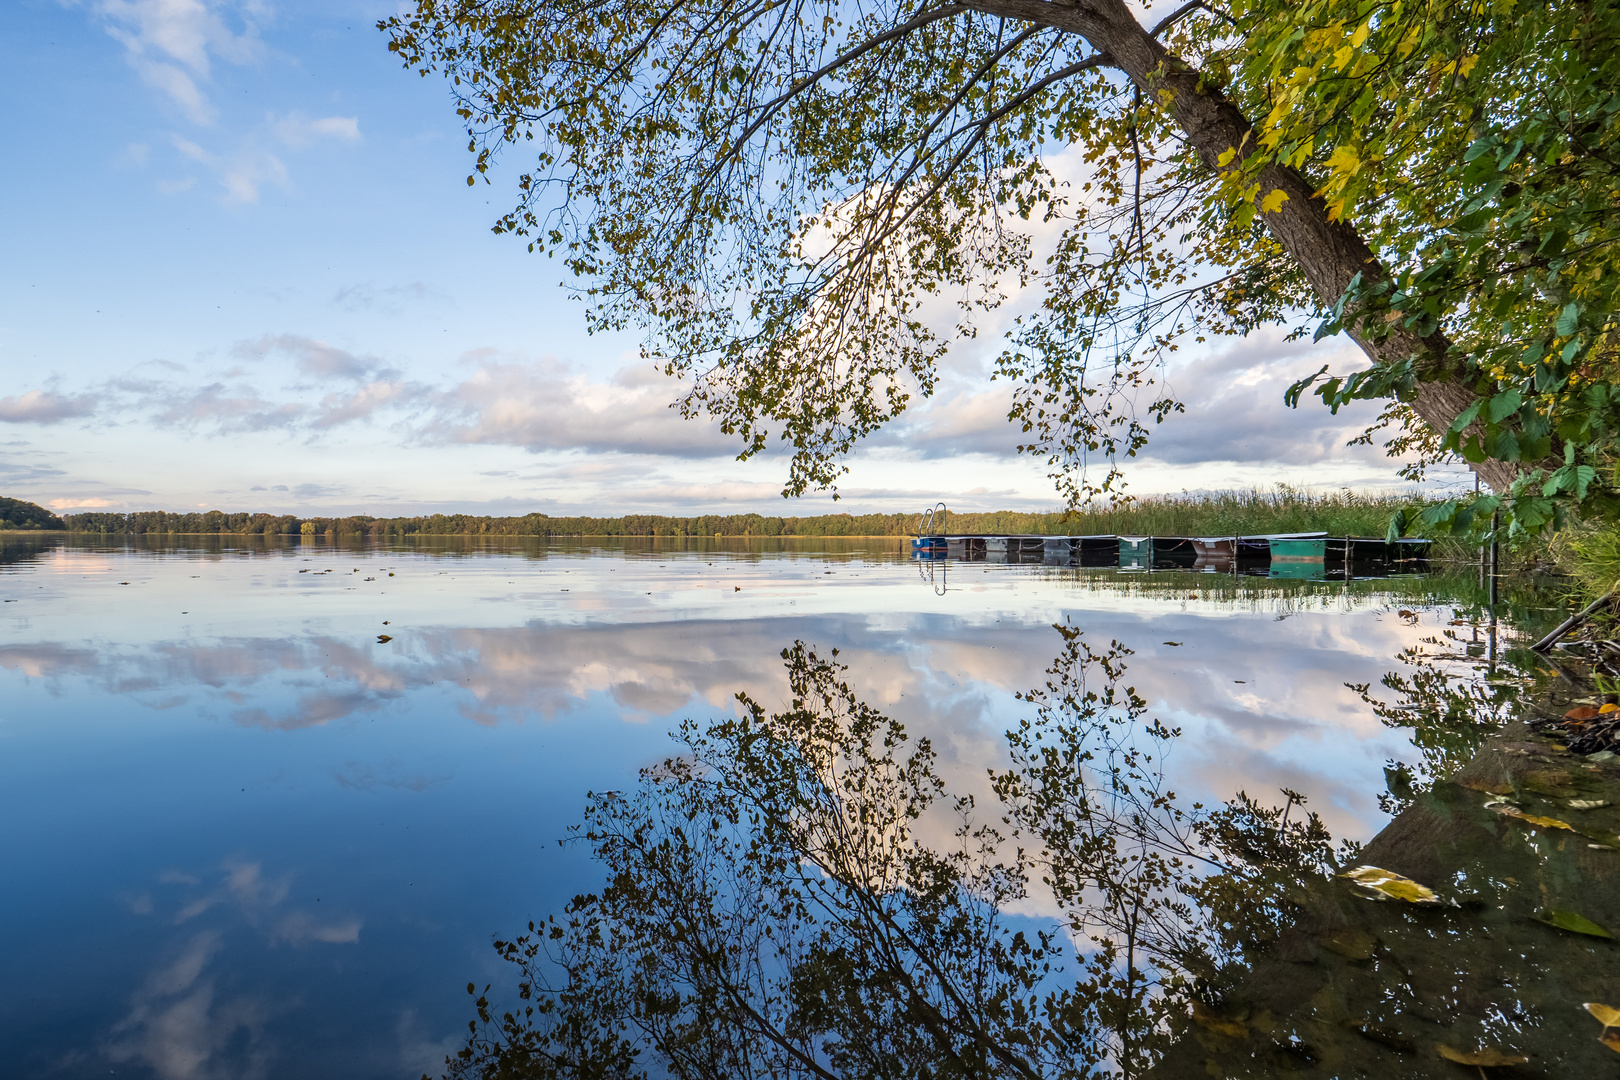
[0,536,1524,1078]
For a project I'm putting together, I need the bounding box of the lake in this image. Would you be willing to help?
[0,534,1577,1078]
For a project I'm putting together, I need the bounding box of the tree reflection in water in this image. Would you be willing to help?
[439,625,1620,1079]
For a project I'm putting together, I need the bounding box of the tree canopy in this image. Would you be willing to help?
[382,0,1620,537]
[0,496,65,531]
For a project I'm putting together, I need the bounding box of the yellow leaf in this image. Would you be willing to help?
[1489,803,1576,831]
[1190,1000,1248,1038]
[1586,1002,1620,1029]
[1340,865,1445,904]
[1217,146,1237,167]
[1350,21,1370,48]
[1604,1029,1620,1055]
[1260,189,1290,214]
[1600,703,1618,714]
[1325,145,1361,175]
[1437,1045,1529,1067]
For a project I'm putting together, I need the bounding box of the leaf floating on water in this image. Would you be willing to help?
[1189,1000,1248,1038]
[1487,802,1576,831]
[1458,777,1514,795]
[1317,926,1376,960]
[1436,1045,1529,1067]
[1536,908,1614,938]
[1585,1002,1620,1029]
[376,634,393,644]
[1340,865,1446,904]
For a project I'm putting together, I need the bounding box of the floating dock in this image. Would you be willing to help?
[909,531,1430,578]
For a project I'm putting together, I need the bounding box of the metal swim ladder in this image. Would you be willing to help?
[917,501,948,536]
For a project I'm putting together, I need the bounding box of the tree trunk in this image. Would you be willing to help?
[967,0,1523,493]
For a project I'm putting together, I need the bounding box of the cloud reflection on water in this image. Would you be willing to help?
[102,857,363,1080]
[2,604,1433,842]
[0,545,1473,1079]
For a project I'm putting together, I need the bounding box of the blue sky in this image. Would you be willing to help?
[0,1,1469,516]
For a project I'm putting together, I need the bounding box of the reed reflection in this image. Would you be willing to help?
[439,626,1620,1080]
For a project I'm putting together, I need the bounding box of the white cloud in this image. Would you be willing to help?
[330,281,448,314]
[93,9,356,203]
[428,356,736,458]
[151,382,305,431]
[219,148,287,203]
[270,112,360,147]
[96,0,266,125]
[234,333,386,381]
[170,134,212,162]
[0,389,100,423]
[311,379,412,429]
[47,496,116,509]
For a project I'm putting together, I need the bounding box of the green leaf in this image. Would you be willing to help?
[1484,428,1520,461]
[1574,465,1597,499]
[1449,399,1483,433]
[1536,908,1614,938]
[1557,302,1581,336]
[1487,389,1522,423]
[1463,135,1496,162]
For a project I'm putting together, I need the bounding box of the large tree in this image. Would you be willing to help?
[383,0,1620,532]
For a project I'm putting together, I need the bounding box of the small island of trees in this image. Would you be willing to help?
[0,497,65,531]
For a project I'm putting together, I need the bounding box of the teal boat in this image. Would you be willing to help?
[1269,559,1327,580]
[1268,538,1327,560]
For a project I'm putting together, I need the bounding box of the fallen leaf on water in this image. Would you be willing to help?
[1535,908,1614,938]
[1586,1002,1620,1028]
[1458,778,1514,795]
[376,634,393,644]
[1487,802,1576,831]
[1436,1045,1528,1067]
[1340,865,1446,904]
[1567,706,1601,721]
[1317,927,1375,960]
[1189,1000,1248,1038]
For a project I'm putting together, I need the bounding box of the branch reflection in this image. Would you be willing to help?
[439,621,1620,1080]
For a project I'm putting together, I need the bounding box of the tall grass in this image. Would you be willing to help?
[940,487,1422,538]
[1563,524,1620,598]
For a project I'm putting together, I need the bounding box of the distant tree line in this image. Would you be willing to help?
[11,488,1426,540]
[51,508,1065,537]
